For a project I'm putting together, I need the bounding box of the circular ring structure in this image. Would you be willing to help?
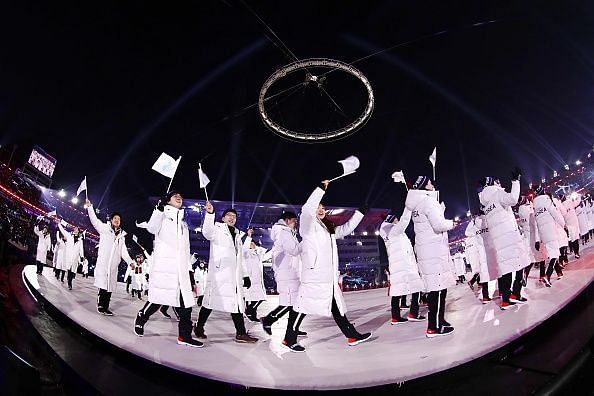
[258,58,374,143]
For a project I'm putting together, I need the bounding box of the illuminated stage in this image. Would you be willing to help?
[23,249,594,391]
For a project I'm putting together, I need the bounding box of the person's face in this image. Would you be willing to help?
[73,227,79,236]
[111,215,121,228]
[168,193,183,209]
[136,256,143,263]
[425,180,435,191]
[223,211,237,226]
[42,226,48,234]
[286,217,297,229]
[316,204,326,219]
[250,241,256,249]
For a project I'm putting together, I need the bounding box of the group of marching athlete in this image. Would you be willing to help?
[31,161,593,353]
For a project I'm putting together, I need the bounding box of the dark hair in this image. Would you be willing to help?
[109,212,122,221]
[222,208,237,217]
[279,211,297,221]
[163,190,182,204]
[320,216,336,234]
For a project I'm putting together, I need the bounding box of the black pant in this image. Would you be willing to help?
[126,276,132,293]
[245,300,263,317]
[196,307,246,336]
[197,295,204,306]
[391,293,420,319]
[67,270,75,289]
[138,293,193,339]
[286,297,358,345]
[36,260,44,274]
[481,282,489,299]
[262,305,292,326]
[469,273,480,286]
[427,289,447,330]
[570,239,580,256]
[498,273,512,303]
[97,288,112,311]
[559,246,569,265]
[511,269,524,298]
[546,258,562,278]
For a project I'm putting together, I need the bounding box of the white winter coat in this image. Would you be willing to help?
[270,219,301,306]
[147,206,194,308]
[562,198,581,241]
[87,205,134,292]
[475,216,501,282]
[518,203,547,262]
[379,209,424,296]
[194,267,207,296]
[552,197,569,247]
[33,226,52,264]
[58,224,84,272]
[576,202,591,237]
[202,212,248,313]
[53,232,66,270]
[588,200,594,232]
[464,220,481,274]
[452,252,466,276]
[478,180,530,275]
[296,187,364,317]
[243,240,268,301]
[533,194,565,259]
[405,189,455,292]
[132,261,146,290]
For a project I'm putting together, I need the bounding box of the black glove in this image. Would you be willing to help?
[511,167,522,181]
[358,205,369,215]
[243,277,251,289]
[535,241,540,251]
[156,200,165,212]
[189,271,196,288]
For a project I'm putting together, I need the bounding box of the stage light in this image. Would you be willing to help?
[58,189,66,198]
[356,241,363,246]
[466,210,471,217]
[194,227,202,233]
[454,216,460,222]
[362,231,368,236]
[541,178,546,183]
[576,160,582,166]
[553,171,558,177]
[374,231,380,236]
[564,164,570,170]
[71,197,79,204]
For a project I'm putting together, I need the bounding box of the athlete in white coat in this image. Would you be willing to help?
[194,260,207,306]
[464,216,482,290]
[533,186,565,286]
[54,232,67,282]
[379,209,426,325]
[478,170,530,309]
[134,191,202,348]
[131,254,146,299]
[576,200,591,244]
[517,196,547,290]
[286,181,371,352]
[452,248,467,283]
[33,222,51,274]
[561,194,581,259]
[260,212,307,337]
[243,231,268,322]
[194,204,258,344]
[552,195,570,267]
[57,221,84,290]
[85,199,135,315]
[405,176,456,337]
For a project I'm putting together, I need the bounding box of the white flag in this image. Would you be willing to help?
[391,171,406,184]
[151,152,180,179]
[198,164,210,188]
[429,147,437,167]
[60,219,68,227]
[47,210,57,217]
[338,155,360,174]
[76,177,87,196]
[82,229,87,239]
[135,221,148,229]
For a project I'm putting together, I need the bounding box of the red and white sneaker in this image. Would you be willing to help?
[406,313,426,322]
[509,294,528,304]
[481,297,492,304]
[426,326,455,338]
[500,301,517,310]
[347,332,372,346]
[390,317,408,325]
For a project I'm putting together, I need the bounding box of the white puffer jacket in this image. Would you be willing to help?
[58,223,84,272]
[576,202,591,237]
[87,205,134,292]
[562,198,581,241]
[404,189,455,292]
[243,239,268,302]
[53,232,66,270]
[296,187,364,317]
[33,226,52,264]
[202,212,248,313]
[534,194,565,259]
[588,200,594,233]
[518,203,547,262]
[270,219,301,306]
[474,216,500,282]
[552,197,569,247]
[379,209,424,296]
[146,206,194,308]
[478,180,530,275]
[464,220,481,274]
[452,252,466,276]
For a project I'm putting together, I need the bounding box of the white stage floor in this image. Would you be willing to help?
[24,248,594,390]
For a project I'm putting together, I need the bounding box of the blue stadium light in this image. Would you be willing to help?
[71,197,79,205]
[58,189,66,198]
[576,160,582,166]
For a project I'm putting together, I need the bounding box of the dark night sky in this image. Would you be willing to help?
[2,1,594,222]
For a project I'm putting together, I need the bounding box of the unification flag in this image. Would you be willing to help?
[76,177,87,196]
[151,152,181,179]
[338,155,360,174]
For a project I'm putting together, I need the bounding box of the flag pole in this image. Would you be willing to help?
[328,171,356,183]
[166,156,182,193]
[84,176,88,200]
